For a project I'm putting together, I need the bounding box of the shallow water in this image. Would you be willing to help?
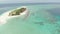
[0,4,60,34]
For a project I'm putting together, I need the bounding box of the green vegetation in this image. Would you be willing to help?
[9,8,26,16]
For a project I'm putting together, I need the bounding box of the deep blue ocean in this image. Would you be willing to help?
[0,3,60,34]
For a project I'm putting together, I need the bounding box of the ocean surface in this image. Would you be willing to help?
[0,3,60,34]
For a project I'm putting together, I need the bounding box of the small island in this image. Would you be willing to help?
[8,8,26,16]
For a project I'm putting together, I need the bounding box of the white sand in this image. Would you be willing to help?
[0,6,28,25]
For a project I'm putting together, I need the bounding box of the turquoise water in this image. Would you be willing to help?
[0,4,60,34]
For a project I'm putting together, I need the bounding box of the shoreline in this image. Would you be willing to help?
[0,6,28,25]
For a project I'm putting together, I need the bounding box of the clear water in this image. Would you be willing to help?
[0,4,60,34]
